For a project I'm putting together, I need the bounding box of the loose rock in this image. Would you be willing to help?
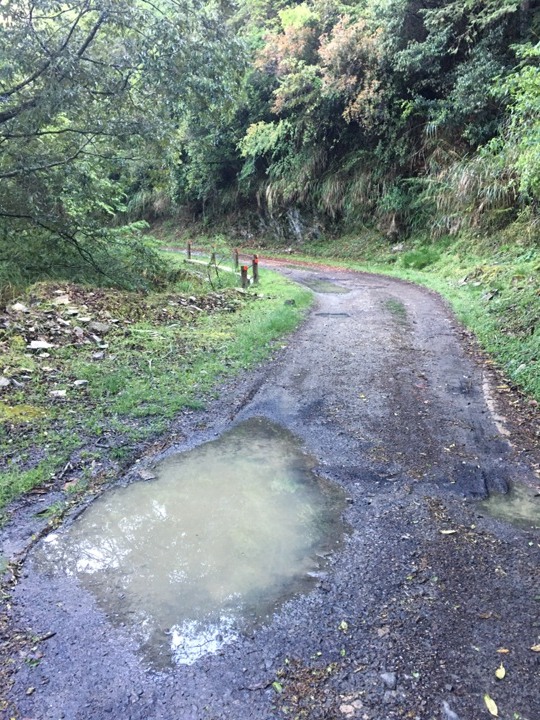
[88,321,111,334]
[380,672,397,690]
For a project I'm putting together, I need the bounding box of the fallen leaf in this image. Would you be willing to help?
[495,663,506,680]
[440,529,458,535]
[496,648,510,654]
[531,644,540,652]
[272,682,283,694]
[484,694,498,716]
[339,620,349,632]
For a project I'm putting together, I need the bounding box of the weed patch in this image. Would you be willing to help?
[384,298,408,323]
[400,247,440,270]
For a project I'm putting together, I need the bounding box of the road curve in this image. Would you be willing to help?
[6,265,539,720]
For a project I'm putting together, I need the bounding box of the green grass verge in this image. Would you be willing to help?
[0,268,312,511]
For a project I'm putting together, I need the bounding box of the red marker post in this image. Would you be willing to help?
[252,254,259,284]
[241,265,249,289]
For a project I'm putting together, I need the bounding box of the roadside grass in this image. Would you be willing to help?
[0,268,312,513]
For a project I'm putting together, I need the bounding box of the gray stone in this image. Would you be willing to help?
[380,672,397,690]
[28,340,54,350]
[442,700,460,720]
[52,294,70,305]
[88,321,111,334]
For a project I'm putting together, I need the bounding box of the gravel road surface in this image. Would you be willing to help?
[3,265,539,720]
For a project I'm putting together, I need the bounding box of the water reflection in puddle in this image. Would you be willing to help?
[35,418,345,667]
[480,483,540,531]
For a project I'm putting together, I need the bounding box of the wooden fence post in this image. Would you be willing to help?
[252,254,259,284]
[187,241,192,260]
[241,265,249,289]
[234,248,239,270]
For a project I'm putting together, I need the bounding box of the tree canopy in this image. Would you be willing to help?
[0,0,241,290]
[1,0,539,292]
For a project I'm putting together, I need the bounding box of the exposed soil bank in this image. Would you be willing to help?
[2,265,539,720]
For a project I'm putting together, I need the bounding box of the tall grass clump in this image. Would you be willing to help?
[429,149,519,236]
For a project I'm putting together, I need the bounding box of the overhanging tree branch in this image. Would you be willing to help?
[0,10,108,126]
[0,137,95,178]
[2,2,91,98]
[0,209,114,281]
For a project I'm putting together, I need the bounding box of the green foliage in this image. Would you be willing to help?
[240,120,294,160]
[279,4,319,29]
[426,42,540,234]
[2,0,538,266]
[429,147,518,235]
[0,220,168,295]
[0,0,242,290]
[205,0,536,236]
[400,247,440,270]
[501,43,540,199]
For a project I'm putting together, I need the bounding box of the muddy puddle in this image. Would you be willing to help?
[480,483,540,531]
[34,418,345,667]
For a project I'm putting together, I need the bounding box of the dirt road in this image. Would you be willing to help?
[3,265,539,719]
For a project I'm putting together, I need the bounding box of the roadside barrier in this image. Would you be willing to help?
[184,242,259,288]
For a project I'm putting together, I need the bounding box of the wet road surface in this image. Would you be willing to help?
[3,265,539,720]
